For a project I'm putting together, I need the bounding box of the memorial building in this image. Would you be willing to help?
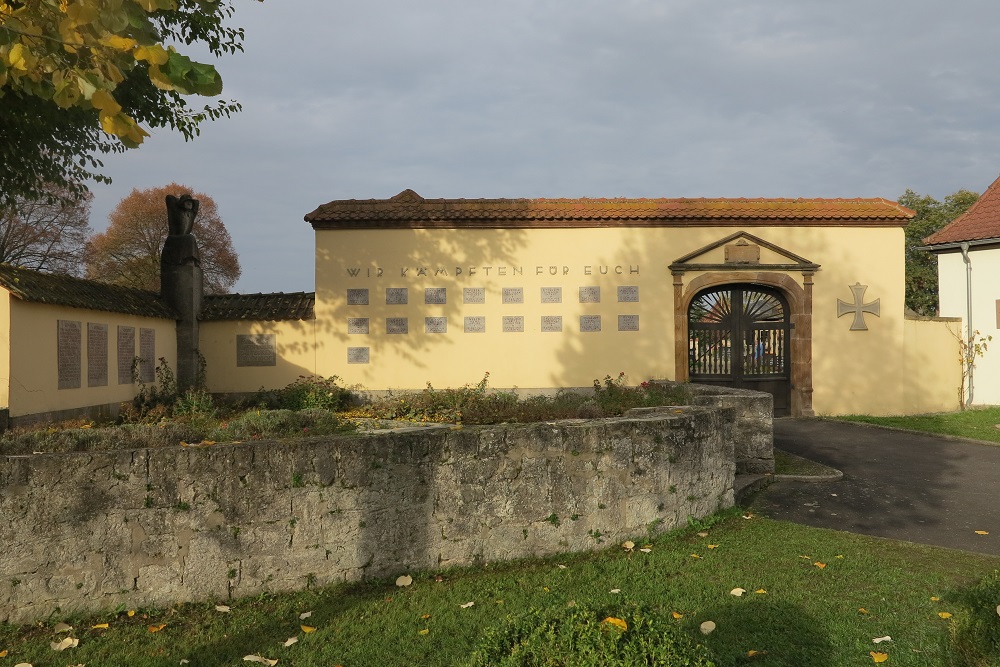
[0,189,963,426]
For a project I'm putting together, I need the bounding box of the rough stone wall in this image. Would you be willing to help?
[0,407,736,623]
[650,381,774,474]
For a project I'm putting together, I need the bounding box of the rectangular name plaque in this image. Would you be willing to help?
[117,325,135,385]
[618,315,639,331]
[237,334,277,367]
[386,287,408,305]
[386,317,409,334]
[579,286,601,303]
[346,288,369,305]
[464,316,486,333]
[87,323,108,387]
[540,287,562,304]
[425,317,448,333]
[347,347,370,364]
[347,318,370,334]
[58,320,81,389]
[580,315,602,332]
[541,315,563,332]
[425,287,447,305]
[502,287,524,304]
[502,315,524,332]
[464,287,485,304]
[139,328,155,383]
[617,286,639,303]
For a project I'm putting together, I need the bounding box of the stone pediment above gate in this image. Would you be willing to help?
[669,231,820,276]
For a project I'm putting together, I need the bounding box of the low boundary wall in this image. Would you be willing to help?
[1,406,737,623]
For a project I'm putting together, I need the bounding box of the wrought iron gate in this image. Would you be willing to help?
[688,285,791,416]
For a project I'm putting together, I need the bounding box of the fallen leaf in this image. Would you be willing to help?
[181,661,190,665]
[731,588,747,597]
[975,531,989,535]
[609,588,621,594]
[697,532,709,538]
[216,605,231,613]
[417,629,429,635]
[460,601,475,608]
[395,575,413,587]
[742,513,754,520]
[870,651,889,663]
[421,614,431,619]
[873,636,892,644]
[700,620,716,635]
[148,624,166,633]
[13,663,32,667]
[747,649,767,657]
[622,541,635,552]
[938,612,953,619]
[301,625,316,633]
[639,548,652,553]
[283,637,298,647]
[799,555,812,559]
[671,611,683,619]
[814,562,827,569]
[691,554,702,559]
[835,554,845,559]
[54,622,73,633]
[298,611,312,620]
[127,610,136,617]
[930,597,940,602]
[707,544,719,549]
[859,608,870,614]
[243,655,278,666]
[557,564,567,569]
[91,623,109,629]
[996,605,1000,617]
[50,637,79,651]
[0,650,6,657]
[602,617,628,631]
[755,589,767,594]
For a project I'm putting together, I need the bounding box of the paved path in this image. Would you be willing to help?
[749,419,1000,556]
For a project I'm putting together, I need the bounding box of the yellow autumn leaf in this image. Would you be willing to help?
[301,625,316,633]
[870,651,889,663]
[99,35,137,51]
[814,562,827,569]
[601,617,628,631]
[127,610,136,617]
[90,88,121,114]
[91,623,109,629]
[747,649,767,657]
[0,650,7,657]
[54,622,73,633]
[134,44,169,65]
[242,656,278,666]
[417,628,429,635]
[420,614,431,619]
[148,623,166,632]
[7,43,31,71]
[859,608,869,614]
[975,530,989,535]
[691,554,701,559]
[707,544,719,549]
[50,637,78,651]
[622,540,635,551]
[938,612,952,619]
[671,611,683,619]
[755,589,767,594]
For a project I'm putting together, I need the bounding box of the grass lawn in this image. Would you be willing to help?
[2,511,997,667]
[833,407,1000,444]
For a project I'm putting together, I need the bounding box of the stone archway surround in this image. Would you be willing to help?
[673,271,814,417]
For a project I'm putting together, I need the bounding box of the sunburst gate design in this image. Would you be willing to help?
[688,286,788,378]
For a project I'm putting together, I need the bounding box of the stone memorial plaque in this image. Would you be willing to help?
[502,287,524,304]
[117,325,135,385]
[579,286,601,303]
[386,287,408,305]
[386,317,409,334]
[347,347,370,364]
[464,287,485,304]
[58,320,81,389]
[237,334,277,367]
[540,287,562,304]
[541,315,563,333]
[425,317,447,333]
[425,287,447,305]
[346,288,369,305]
[87,323,108,387]
[580,315,602,332]
[139,328,155,383]
[502,315,524,332]
[347,318,370,334]
[618,314,639,331]
[617,286,639,303]
[464,316,486,333]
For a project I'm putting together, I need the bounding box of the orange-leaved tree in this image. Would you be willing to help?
[86,183,241,294]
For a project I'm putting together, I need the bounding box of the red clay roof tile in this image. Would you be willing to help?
[923,174,1000,245]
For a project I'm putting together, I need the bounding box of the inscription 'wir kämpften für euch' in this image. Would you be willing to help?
[346,265,639,279]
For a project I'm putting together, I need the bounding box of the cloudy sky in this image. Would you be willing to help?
[86,0,1000,293]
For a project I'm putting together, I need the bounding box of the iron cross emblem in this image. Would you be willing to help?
[837,283,880,331]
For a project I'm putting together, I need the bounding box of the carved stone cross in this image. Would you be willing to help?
[837,283,880,331]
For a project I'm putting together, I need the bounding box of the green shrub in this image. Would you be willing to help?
[947,569,1000,667]
[466,604,716,667]
[261,375,354,411]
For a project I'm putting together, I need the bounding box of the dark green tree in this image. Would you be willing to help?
[899,188,979,316]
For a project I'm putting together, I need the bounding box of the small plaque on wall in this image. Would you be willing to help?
[464,287,485,304]
[347,288,369,305]
[579,286,600,303]
[502,315,524,332]
[237,334,277,367]
[618,315,639,331]
[502,287,524,304]
[464,316,486,333]
[347,347,370,364]
[425,317,447,333]
[347,318,370,334]
[386,287,408,305]
[617,286,639,303]
[58,320,82,389]
[87,323,108,387]
[580,315,602,332]
[541,315,563,332]
[540,287,562,304]
[386,317,409,334]
[425,287,447,305]
[117,325,135,385]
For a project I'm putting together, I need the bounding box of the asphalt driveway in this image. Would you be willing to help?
[749,418,1000,556]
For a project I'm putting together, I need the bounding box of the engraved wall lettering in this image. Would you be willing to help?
[580,315,602,332]
[386,317,409,334]
[425,317,447,333]
[347,347,370,364]
[502,316,524,332]
[346,288,369,305]
[117,325,135,385]
[541,315,563,333]
[87,323,108,387]
[617,286,639,302]
[386,287,408,305]
[579,286,600,303]
[236,334,277,367]
[464,316,486,333]
[540,287,562,303]
[502,287,524,304]
[58,320,81,389]
[425,287,447,305]
[618,315,639,331]
[464,287,485,304]
[138,328,155,383]
[347,318,370,334]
